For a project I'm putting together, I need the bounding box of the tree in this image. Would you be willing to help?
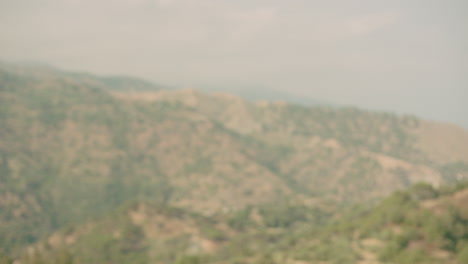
[410,182,438,201]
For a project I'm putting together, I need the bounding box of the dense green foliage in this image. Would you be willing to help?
[344,182,468,264]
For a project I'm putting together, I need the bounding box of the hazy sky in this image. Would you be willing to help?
[1,0,467,127]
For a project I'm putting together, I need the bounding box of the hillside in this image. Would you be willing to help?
[9,182,468,264]
[283,181,468,264]
[0,63,468,262]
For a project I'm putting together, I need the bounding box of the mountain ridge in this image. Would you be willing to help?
[1,63,467,263]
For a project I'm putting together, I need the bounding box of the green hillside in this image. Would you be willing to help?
[7,182,468,264]
[0,63,467,263]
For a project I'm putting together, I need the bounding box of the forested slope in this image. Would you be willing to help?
[1,63,467,263]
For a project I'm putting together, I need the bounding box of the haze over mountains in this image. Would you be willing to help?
[1,1,467,263]
[2,0,467,128]
[0,63,467,263]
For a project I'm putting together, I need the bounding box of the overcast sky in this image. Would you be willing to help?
[1,0,467,127]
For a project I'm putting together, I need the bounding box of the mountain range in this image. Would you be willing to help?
[0,62,467,263]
